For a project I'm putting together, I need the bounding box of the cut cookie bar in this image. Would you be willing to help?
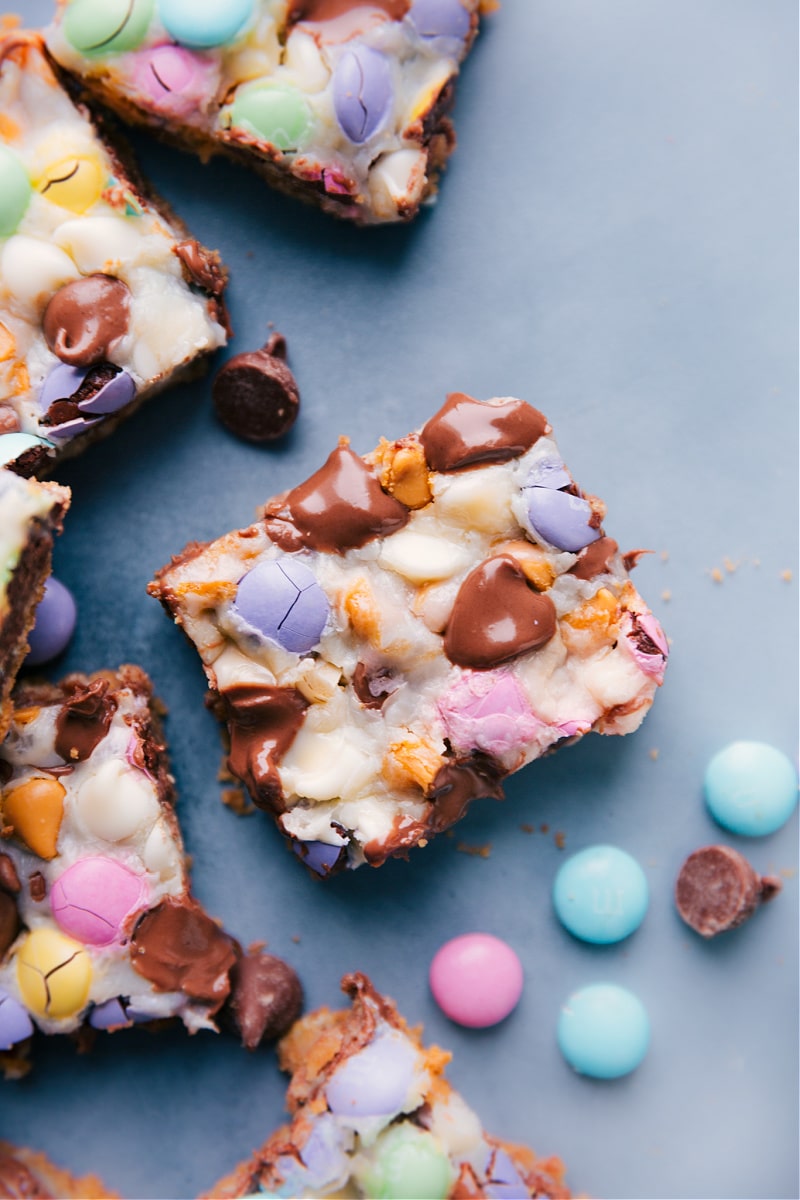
[0,32,228,479]
[46,0,485,225]
[0,1141,117,1199]
[205,972,571,1199]
[0,469,70,741]
[151,392,669,875]
[0,666,301,1078]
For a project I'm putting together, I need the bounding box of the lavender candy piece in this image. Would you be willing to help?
[325,1025,419,1117]
[524,450,571,491]
[297,1114,351,1189]
[88,997,132,1031]
[77,368,136,415]
[524,486,602,553]
[293,839,348,876]
[333,45,393,145]
[46,414,103,441]
[25,576,77,667]
[483,1146,528,1199]
[0,988,34,1049]
[39,362,86,409]
[233,558,329,654]
[408,0,471,41]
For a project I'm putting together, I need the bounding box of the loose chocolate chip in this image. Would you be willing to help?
[213,334,300,443]
[675,845,782,937]
[224,948,303,1049]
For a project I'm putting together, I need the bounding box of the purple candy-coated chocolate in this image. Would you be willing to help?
[0,989,34,1049]
[325,1026,418,1117]
[525,452,572,491]
[524,486,602,553]
[46,415,103,440]
[333,44,393,144]
[39,362,86,410]
[293,839,346,876]
[234,558,329,654]
[25,576,77,667]
[299,1115,349,1184]
[88,997,132,1031]
[487,1147,526,1189]
[408,0,470,41]
[77,369,136,415]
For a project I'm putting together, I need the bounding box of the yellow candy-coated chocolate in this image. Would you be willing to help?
[2,776,66,860]
[16,928,92,1019]
[37,155,105,214]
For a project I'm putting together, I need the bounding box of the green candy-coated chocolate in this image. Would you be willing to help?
[0,145,31,237]
[230,84,313,152]
[64,0,155,56]
[361,1126,454,1200]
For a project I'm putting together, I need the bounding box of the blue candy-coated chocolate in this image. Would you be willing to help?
[159,0,254,49]
[408,0,470,41]
[524,451,572,491]
[704,741,798,837]
[293,839,346,875]
[25,576,77,667]
[557,982,650,1079]
[0,432,54,468]
[326,1026,418,1117]
[0,988,34,1049]
[333,45,393,144]
[553,844,649,944]
[524,486,602,553]
[233,558,329,653]
[88,997,132,1030]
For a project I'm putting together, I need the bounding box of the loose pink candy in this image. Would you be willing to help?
[429,933,524,1028]
[131,45,215,119]
[51,857,146,946]
[437,671,541,759]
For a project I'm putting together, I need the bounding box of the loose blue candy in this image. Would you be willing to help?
[557,982,649,1079]
[704,741,798,837]
[233,558,329,654]
[333,45,393,144]
[524,486,601,553]
[553,844,649,944]
[159,0,254,48]
[408,0,471,41]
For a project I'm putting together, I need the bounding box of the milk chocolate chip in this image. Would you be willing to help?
[213,334,300,443]
[444,554,557,669]
[43,274,131,367]
[419,393,549,473]
[131,897,237,1010]
[264,443,409,553]
[224,948,303,1049]
[675,845,782,937]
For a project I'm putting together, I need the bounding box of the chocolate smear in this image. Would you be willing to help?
[54,679,117,763]
[352,662,400,709]
[444,554,557,669]
[222,685,309,814]
[223,948,303,1049]
[213,334,300,443]
[419,393,549,473]
[568,536,619,580]
[426,753,505,834]
[130,897,237,1010]
[675,845,782,937]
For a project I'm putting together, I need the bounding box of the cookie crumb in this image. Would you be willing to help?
[520,822,535,834]
[780,569,793,582]
[221,787,256,816]
[661,589,671,602]
[710,567,724,583]
[456,841,492,858]
[723,557,739,574]
[554,831,566,850]
[649,748,659,761]
[540,823,549,834]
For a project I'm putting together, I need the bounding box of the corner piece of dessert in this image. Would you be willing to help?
[150,392,669,875]
[0,468,70,741]
[46,0,488,225]
[0,1141,118,1200]
[0,31,228,479]
[0,665,301,1078]
[203,971,571,1199]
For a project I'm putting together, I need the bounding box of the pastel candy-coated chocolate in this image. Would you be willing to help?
[362,1125,453,1200]
[524,486,602,553]
[24,576,77,667]
[39,363,86,410]
[408,0,471,41]
[231,83,313,152]
[132,44,216,118]
[557,982,650,1079]
[620,610,669,680]
[333,45,393,144]
[64,0,155,55]
[233,558,329,653]
[50,856,146,945]
[553,844,649,944]
[0,989,34,1050]
[482,1147,527,1199]
[0,433,53,468]
[429,933,523,1027]
[76,368,137,415]
[159,0,255,48]
[2,776,66,861]
[88,997,132,1030]
[37,155,105,214]
[46,415,102,441]
[704,741,798,837]
[0,145,32,237]
[325,1026,419,1116]
[524,450,572,491]
[16,928,92,1019]
[437,670,541,758]
[297,1115,350,1186]
[292,839,346,875]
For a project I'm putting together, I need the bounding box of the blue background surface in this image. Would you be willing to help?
[6,3,798,1198]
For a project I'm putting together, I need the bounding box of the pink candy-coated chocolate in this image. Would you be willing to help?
[620,610,669,681]
[429,933,523,1028]
[51,856,147,946]
[130,45,216,119]
[438,671,542,760]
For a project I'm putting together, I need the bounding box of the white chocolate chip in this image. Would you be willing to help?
[281,730,374,802]
[53,216,141,273]
[434,467,518,535]
[368,149,427,220]
[142,818,184,881]
[76,759,160,842]
[378,531,471,585]
[0,236,79,316]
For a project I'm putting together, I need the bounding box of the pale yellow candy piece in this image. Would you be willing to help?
[37,155,105,214]
[16,928,92,1019]
[76,758,160,842]
[379,531,471,586]
[2,776,66,860]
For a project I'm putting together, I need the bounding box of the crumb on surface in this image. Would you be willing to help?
[660,550,669,562]
[221,787,257,816]
[520,822,534,834]
[649,748,659,761]
[554,831,566,850]
[781,569,793,582]
[723,557,740,573]
[540,823,549,834]
[710,567,724,583]
[661,589,671,602]
[455,840,492,858]
[779,867,797,879]
[291,934,301,944]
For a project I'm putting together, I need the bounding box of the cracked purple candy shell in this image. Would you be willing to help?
[293,839,347,876]
[39,362,86,409]
[325,1026,418,1117]
[524,486,602,553]
[408,0,471,41]
[525,451,571,490]
[77,369,136,415]
[46,414,103,440]
[299,1115,350,1185]
[88,997,132,1030]
[0,988,34,1049]
[233,558,329,653]
[25,576,77,666]
[333,45,393,144]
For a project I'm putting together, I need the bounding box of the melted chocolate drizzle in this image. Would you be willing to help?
[130,897,237,1011]
[426,753,506,833]
[222,685,309,813]
[444,554,557,669]
[54,679,117,763]
[568,536,619,580]
[419,393,549,473]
